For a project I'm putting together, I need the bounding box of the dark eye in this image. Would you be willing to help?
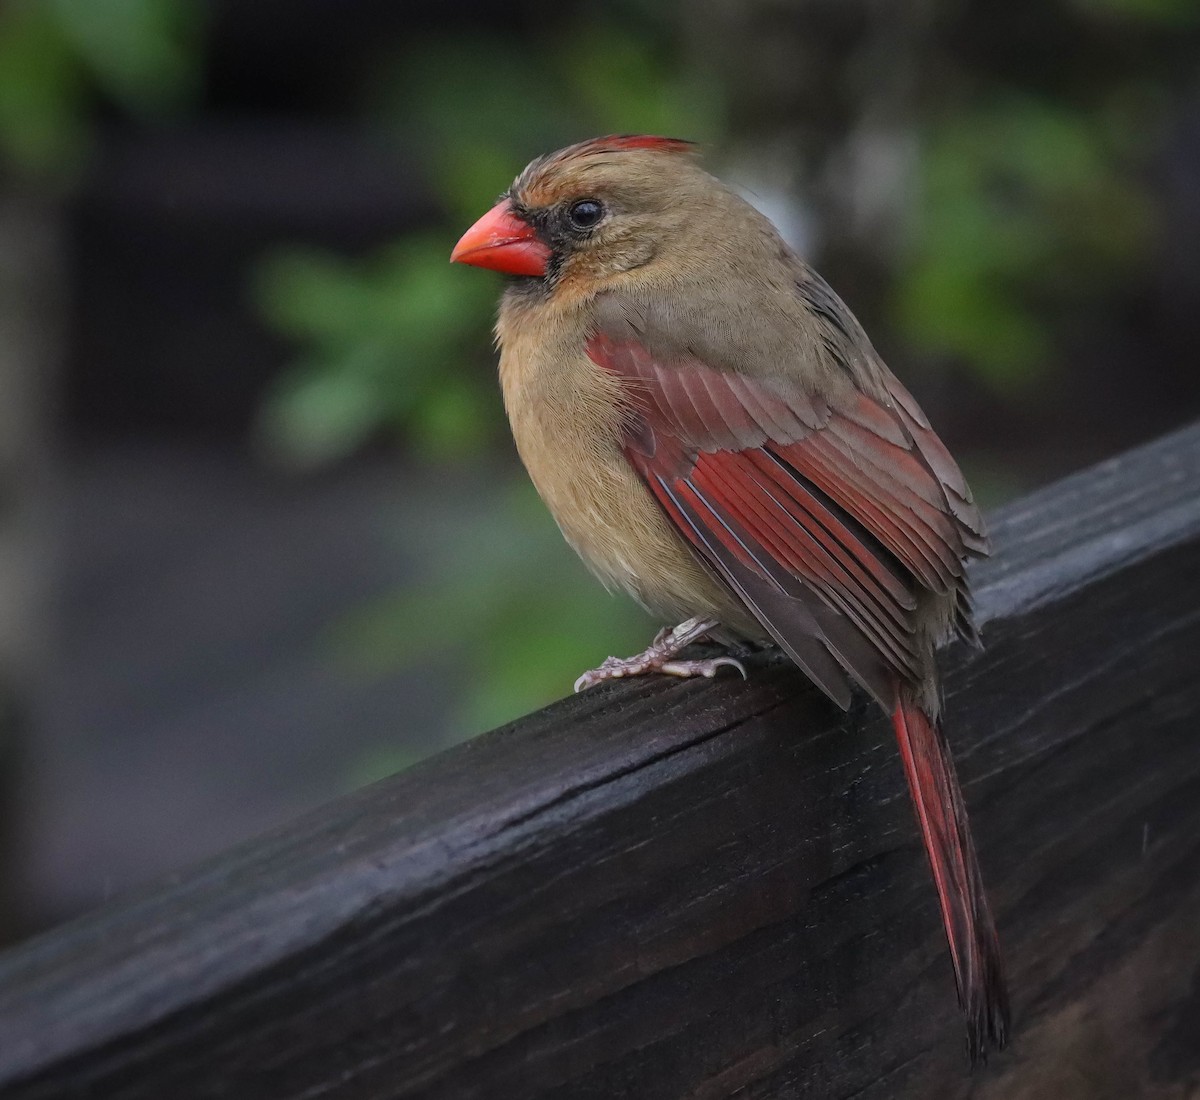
[566,199,605,231]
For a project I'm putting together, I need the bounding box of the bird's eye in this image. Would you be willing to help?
[566,199,605,231]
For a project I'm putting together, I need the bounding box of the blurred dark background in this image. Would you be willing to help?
[0,0,1197,945]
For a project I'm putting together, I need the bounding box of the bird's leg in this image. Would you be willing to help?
[574,617,748,692]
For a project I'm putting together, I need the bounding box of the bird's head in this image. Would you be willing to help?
[451,135,722,294]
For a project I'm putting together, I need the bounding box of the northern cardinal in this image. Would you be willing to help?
[452,135,1009,1059]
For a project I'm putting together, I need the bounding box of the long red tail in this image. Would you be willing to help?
[891,686,1010,1060]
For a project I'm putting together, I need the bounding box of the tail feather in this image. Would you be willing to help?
[891,687,1010,1061]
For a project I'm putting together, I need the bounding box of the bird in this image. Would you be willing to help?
[451,134,1010,1060]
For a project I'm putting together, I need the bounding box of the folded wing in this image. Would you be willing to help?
[587,331,987,711]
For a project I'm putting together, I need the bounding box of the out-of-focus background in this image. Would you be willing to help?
[0,0,1197,946]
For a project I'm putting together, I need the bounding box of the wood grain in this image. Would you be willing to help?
[0,423,1198,1099]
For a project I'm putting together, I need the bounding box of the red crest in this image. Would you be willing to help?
[568,134,695,157]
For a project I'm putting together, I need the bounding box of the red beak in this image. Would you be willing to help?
[450,200,551,277]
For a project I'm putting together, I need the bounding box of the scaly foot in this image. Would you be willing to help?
[573,617,748,692]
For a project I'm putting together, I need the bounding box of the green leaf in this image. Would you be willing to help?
[895,93,1155,390]
[257,366,384,469]
[51,0,205,112]
[0,3,88,176]
[410,378,494,459]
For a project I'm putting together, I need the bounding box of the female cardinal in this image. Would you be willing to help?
[451,135,1009,1059]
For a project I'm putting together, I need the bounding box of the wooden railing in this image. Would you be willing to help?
[1,423,1198,1099]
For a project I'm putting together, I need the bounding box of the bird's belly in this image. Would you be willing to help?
[507,391,752,633]
[540,446,708,617]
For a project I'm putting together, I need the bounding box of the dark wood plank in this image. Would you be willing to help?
[0,423,1198,1099]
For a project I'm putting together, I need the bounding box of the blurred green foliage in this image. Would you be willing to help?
[0,0,204,180]
[255,237,499,467]
[884,2,1195,393]
[895,94,1156,389]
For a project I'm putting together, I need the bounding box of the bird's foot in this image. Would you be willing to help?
[573,617,748,692]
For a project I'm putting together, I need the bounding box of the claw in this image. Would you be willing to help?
[573,619,749,693]
[658,656,748,681]
[574,668,604,692]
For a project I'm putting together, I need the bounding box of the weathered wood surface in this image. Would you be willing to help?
[0,422,1198,1099]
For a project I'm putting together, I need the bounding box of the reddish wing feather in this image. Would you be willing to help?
[588,333,983,705]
